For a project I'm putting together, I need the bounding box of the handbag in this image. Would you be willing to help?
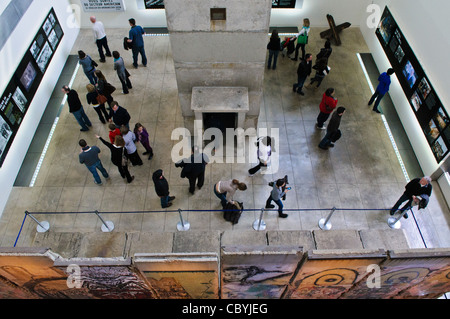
[297,28,309,45]
[96,92,108,105]
[104,82,116,95]
[91,59,98,68]
[121,148,129,166]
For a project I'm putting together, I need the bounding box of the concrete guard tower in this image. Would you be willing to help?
[164,0,272,133]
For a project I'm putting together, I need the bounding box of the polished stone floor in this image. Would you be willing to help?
[1,27,449,250]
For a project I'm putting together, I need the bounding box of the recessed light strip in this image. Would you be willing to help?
[29,63,80,187]
[356,53,410,182]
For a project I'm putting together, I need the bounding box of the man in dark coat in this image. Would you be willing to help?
[292,54,312,95]
[62,85,92,131]
[175,146,209,194]
[390,176,432,219]
[152,169,175,208]
[318,106,345,149]
[109,101,131,129]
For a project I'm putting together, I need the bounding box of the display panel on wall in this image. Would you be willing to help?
[143,0,297,9]
[144,0,164,9]
[272,0,296,8]
[0,8,63,167]
[376,6,449,163]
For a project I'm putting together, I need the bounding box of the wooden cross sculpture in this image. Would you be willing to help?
[320,14,351,46]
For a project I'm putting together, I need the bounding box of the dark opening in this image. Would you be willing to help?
[203,113,236,146]
[210,8,226,21]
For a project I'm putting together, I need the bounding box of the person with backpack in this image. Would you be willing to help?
[318,106,346,150]
[265,179,290,218]
[316,40,332,62]
[308,57,330,89]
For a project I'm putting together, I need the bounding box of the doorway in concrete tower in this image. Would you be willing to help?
[203,112,237,155]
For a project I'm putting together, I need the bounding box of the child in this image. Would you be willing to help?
[108,123,121,144]
[134,123,154,159]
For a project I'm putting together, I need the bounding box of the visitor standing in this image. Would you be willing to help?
[127,18,147,68]
[90,16,112,62]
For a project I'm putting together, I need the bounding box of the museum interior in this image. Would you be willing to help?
[0,0,449,300]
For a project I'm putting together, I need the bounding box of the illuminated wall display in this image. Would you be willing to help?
[0,8,63,167]
[143,0,297,9]
[271,0,296,8]
[376,6,449,163]
[144,0,165,9]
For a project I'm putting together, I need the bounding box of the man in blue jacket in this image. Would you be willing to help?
[127,18,147,68]
[368,68,394,113]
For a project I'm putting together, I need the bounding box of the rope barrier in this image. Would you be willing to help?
[17,206,416,244]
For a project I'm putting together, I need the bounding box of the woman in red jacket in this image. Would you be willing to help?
[316,88,338,129]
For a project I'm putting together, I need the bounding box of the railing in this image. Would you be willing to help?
[14,206,420,248]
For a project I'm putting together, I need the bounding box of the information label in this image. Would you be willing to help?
[80,0,126,12]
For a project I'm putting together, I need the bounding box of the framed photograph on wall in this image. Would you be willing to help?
[402,60,418,88]
[410,91,422,112]
[0,116,13,157]
[377,5,450,163]
[432,136,449,162]
[19,61,38,92]
[418,77,431,100]
[0,7,63,167]
[377,9,397,45]
[272,0,296,8]
[144,0,164,9]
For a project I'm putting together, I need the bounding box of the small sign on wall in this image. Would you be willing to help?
[80,0,126,12]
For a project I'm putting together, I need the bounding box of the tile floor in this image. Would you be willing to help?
[1,27,450,250]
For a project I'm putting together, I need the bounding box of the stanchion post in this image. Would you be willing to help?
[387,208,409,229]
[319,207,336,230]
[95,210,114,232]
[177,209,190,231]
[26,211,50,233]
[253,208,267,231]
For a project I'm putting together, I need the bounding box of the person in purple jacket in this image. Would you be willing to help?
[368,68,395,113]
[134,123,153,160]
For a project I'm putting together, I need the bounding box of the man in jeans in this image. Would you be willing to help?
[78,139,109,185]
[292,54,312,95]
[265,179,290,218]
[368,68,395,113]
[127,18,147,68]
[90,16,112,63]
[62,86,92,131]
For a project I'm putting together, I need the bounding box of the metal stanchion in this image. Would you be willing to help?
[177,209,190,231]
[253,208,267,231]
[387,209,409,229]
[26,211,50,233]
[318,207,336,230]
[95,210,114,232]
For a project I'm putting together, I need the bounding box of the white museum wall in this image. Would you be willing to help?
[360,0,450,177]
[0,0,79,218]
[71,0,368,29]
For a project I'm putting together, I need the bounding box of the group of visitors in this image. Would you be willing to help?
[73,16,431,221]
[266,19,430,220]
[69,17,154,187]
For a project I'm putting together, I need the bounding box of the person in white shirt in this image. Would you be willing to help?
[90,16,112,62]
[248,136,272,176]
[291,18,311,61]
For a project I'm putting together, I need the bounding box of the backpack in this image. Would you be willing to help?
[223,201,244,225]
